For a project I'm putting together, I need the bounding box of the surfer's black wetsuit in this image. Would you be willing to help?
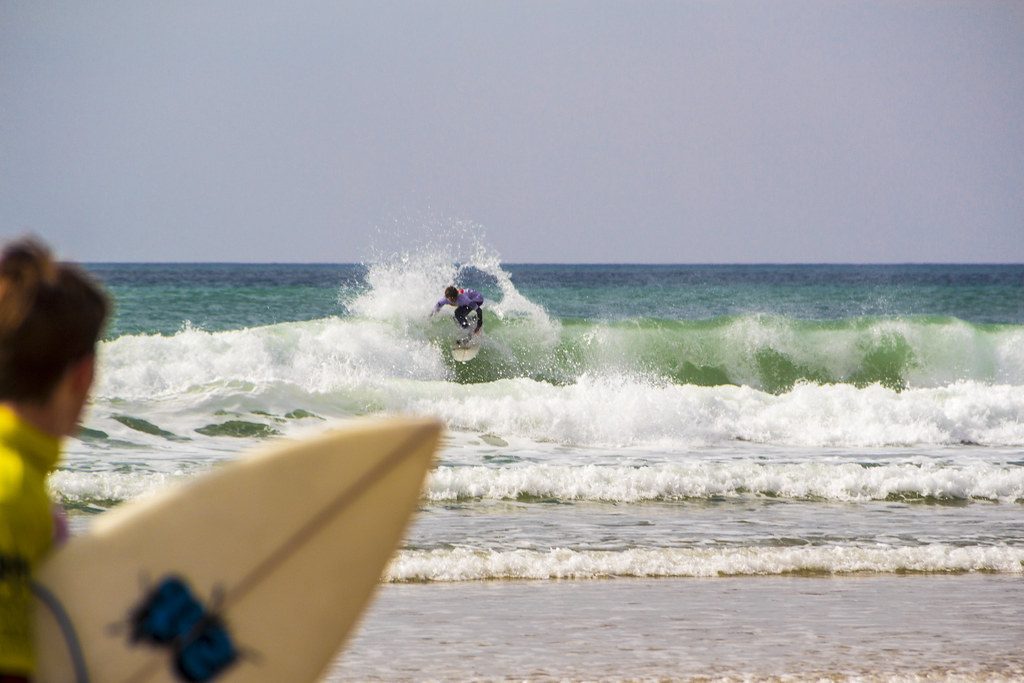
[433,289,484,333]
[454,303,482,333]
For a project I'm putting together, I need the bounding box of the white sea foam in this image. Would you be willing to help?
[347,245,458,322]
[417,376,1024,448]
[85,362,1024,449]
[50,459,1024,506]
[427,461,1024,503]
[50,469,187,504]
[386,545,1024,582]
[87,288,1024,449]
[95,317,448,400]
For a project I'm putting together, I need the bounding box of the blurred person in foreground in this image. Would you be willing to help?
[0,238,109,681]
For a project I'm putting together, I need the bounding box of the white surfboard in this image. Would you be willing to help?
[33,417,442,683]
[451,334,481,362]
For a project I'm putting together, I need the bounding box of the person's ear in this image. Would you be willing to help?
[68,353,96,397]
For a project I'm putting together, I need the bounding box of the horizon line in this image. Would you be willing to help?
[80,260,1024,267]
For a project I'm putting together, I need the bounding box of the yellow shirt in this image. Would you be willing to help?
[0,405,60,676]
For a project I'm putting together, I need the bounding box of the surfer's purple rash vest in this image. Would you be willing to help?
[433,289,484,312]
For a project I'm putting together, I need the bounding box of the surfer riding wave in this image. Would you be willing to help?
[431,286,484,336]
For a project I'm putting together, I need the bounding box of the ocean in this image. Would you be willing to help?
[63,255,1023,681]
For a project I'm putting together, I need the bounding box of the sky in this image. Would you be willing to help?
[1,1,1022,264]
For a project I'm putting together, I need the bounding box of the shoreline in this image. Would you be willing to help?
[329,574,1024,681]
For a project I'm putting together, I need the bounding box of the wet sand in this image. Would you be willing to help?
[329,574,1024,681]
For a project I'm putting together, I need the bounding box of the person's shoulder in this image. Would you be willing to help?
[0,447,28,496]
